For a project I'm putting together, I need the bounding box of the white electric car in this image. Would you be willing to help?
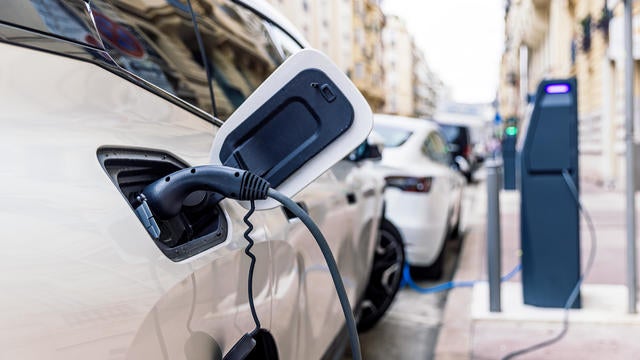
[372,114,465,278]
[0,0,403,358]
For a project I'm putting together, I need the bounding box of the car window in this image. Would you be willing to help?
[373,124,413,147]
[439,124,461,143]
[0,0,304,122]
[0,0,100,46]
[107,0,301,120]
[422,132,450,165]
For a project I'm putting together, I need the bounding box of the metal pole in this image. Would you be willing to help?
[486,160,502,312]
[624,0,637,314]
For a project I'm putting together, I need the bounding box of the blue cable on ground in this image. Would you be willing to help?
[402,263,522,294]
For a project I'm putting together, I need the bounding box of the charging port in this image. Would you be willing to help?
[97,147,228,261]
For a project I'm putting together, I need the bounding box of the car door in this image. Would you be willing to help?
[0,1,295,358]
[274,160,382,359]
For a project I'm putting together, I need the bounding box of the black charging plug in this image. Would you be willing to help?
[141,165,270,220]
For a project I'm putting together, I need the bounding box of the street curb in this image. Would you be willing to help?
[434,223,485,360]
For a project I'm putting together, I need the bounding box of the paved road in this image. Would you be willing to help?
[347,178,485,360]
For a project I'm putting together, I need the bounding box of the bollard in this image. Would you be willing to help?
[486,160,502,312]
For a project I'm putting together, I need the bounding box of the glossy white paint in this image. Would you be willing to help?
[371,115,465,266]
[0,40,382,359]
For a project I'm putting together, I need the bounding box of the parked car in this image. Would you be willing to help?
[436,112,495,182]
[0,0,400,358]
[371,115,465,279]
[437,122,477,182]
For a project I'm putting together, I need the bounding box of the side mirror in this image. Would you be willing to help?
[348,141,382,162]
[209,49,373,209]
[348,131,384,162]
[453,156,470,173]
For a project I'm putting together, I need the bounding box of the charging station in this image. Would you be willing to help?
[517,78,581,308]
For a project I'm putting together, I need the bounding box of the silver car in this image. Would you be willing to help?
[0,0,393,358]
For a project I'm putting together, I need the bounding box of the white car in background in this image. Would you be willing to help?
[372,114,465,279]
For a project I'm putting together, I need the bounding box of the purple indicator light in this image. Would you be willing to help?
[545,83,570,94]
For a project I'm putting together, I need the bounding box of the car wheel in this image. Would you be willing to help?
[410,240,445,280]
[448,217,461,240]
[357,219,405,332]
[449,201,463,240]
[464,171,473,183]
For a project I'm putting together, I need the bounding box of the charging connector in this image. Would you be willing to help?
[142,166,269,220]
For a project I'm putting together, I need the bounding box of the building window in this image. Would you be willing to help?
[355,63,364,78]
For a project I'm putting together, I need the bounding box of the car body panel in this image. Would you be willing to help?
[0,0,383,357]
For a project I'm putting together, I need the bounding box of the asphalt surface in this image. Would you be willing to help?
[346,177,485,360]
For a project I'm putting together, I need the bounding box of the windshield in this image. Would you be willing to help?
[374,124,413,148]
[439,124,462,143]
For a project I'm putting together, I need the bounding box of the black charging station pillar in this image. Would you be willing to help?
[502,133,517,190]
[517,78,581,308]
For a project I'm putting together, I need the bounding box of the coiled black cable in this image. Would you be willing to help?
[243,200,261,335]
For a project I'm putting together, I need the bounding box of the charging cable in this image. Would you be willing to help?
[242,200,261,335]
[501,169,596,360]
[402,263,522,294]
[139,165,362,360]
[267,188,361,359]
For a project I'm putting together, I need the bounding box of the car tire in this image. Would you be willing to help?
[357,218,405,332]
[449,200,463,240]
[410,241,445,280]
[464,171,473,183]
[448,217,461,240]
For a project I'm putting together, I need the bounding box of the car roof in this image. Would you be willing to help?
[433,112,485,128]
[373,114,439,133]
[236,0,310,47]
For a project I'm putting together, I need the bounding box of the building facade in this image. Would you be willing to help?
[351,0,385,111]
[266,0,353,73]
[498,0,640,188]
[382,15,414,116]
[413,43,441,118]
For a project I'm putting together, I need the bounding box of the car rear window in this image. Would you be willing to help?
[374,125,413,148]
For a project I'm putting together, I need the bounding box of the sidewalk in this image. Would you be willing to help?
[435,181,640,360]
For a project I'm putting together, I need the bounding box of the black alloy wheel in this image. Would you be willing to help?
[357,219,405,332]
